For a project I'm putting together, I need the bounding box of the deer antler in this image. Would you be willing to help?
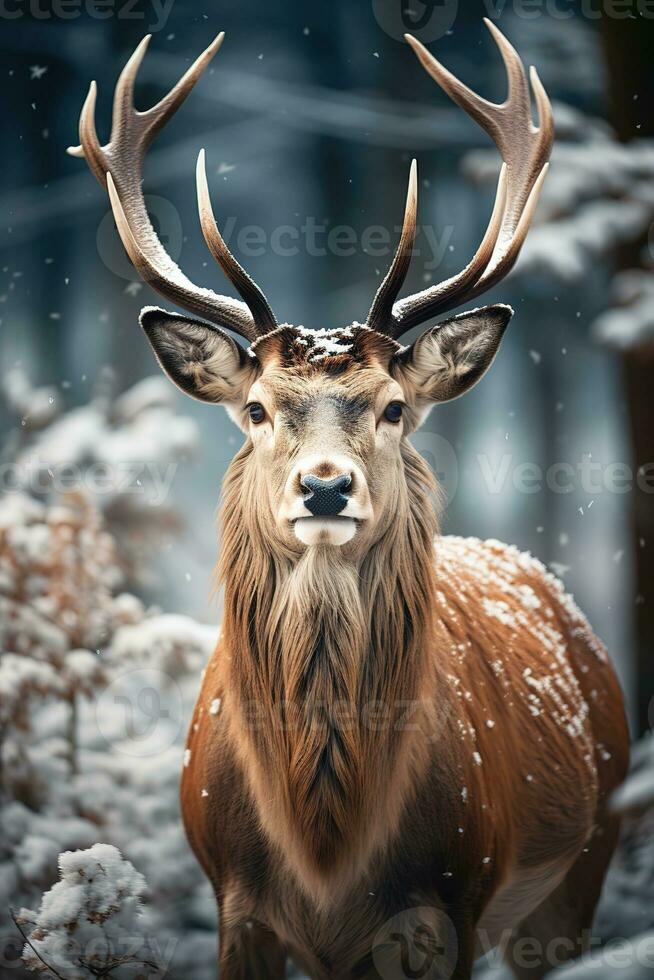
[67,34,277,343]
[367,20,553,338]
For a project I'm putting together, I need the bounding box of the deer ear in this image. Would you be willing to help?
[393,304,513,406]
[139,307,256,406]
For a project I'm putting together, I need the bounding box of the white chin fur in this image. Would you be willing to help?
[294,517,357,547]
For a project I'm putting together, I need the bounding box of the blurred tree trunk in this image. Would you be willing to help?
[599,14,654,734]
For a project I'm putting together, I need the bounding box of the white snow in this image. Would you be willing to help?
[19,844,155,979]
[294,325,355,361]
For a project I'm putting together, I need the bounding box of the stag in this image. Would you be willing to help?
[70,23,629,980]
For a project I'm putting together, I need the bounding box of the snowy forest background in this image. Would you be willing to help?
[0,0,653,976]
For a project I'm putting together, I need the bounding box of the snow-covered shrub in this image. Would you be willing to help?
[592,736,654,946]
[611,740,654,818]
[0,365,222,975]
[591,270,654,352]
[0,492,122,798]
[0,492,121,661]
[110,614,217,680]
[0,475,220,978]
[0,369,199,585]
[552,932,654,980]
[16,843,164,979]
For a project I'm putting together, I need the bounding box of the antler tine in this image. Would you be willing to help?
[484,19,531,126]
[196,149,278,335]
[143,33,224,132]
[66,37,151,184]
[366,159,418,334]
[370,160,508,337]
[103,171,254,340]
[67,34,272,344]
[67,81,105,187]
[470,161,548,295]
[530,65,555,163]
[404,32,501,142]
[106,171,166,286]
[374,21,553,338]
[367,160,507,334]
[111,34,151,135]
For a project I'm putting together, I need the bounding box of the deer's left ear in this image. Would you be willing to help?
[392,304,513,407]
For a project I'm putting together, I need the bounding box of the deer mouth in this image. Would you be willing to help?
[292,516,358,547]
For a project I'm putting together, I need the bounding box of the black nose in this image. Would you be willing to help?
[301,474,351,517]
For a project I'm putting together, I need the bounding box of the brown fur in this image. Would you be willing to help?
[179,327,629,979]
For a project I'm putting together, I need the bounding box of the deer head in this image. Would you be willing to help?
[69,22,552,556]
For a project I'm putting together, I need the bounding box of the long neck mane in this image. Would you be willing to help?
[218,441,440,887]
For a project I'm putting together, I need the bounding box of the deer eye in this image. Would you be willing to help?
[247,402,266,424]
[384,401,404,424]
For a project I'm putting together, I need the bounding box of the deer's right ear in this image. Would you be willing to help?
[140,307,257,407]
[391,304,512,411]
